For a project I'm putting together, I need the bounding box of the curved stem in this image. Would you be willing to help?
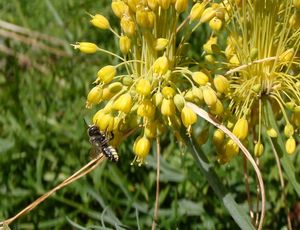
[186,102,265,230]
[243,155,255,223]
[269,137,292,230]
[225,56,277,75]
[0,156,105,227]
[97,47,125,62]
[152,137,161,230]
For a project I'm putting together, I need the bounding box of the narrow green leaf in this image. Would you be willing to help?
[180,129,255,230]
[265,101,300,197]
[66,217,87,230]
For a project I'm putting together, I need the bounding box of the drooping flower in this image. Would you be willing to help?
[219,0,300,157]
[75,1,227,164]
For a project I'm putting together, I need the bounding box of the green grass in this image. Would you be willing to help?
[0,0,299,229]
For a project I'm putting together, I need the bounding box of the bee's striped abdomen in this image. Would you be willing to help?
[103,146,119,162]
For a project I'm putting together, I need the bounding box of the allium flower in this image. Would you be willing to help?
[74,1,227,165]
[217,0,300,162]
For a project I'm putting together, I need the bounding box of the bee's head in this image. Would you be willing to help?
[88,125,100,136]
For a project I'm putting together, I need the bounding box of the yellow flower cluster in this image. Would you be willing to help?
[75,0,300,165]
[212,0,300,163]
[74,0,228,165]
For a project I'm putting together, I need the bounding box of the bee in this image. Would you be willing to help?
[87,125,119,162]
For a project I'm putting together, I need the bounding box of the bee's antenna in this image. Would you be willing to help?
[83,118,90,127]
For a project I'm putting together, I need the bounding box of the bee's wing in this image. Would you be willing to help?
[89,145,104,160]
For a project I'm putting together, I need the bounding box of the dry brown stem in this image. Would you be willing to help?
[0,156,105,227]
[187,102,265,230]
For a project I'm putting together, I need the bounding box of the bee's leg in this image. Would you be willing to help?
[109,131,114,141]
[104,128,108,137]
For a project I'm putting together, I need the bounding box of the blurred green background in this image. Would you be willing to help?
[0,0,299,229]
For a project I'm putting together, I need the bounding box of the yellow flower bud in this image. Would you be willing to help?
[225,139,239,157]
[289,12,300,30]
[286,101,295,111]
[184,90,195,102]
[215,7,225,20]
[158,0,171,10]
[293,114,300,129]
[203,37,218,54]
[137,100,156,118]
[205,54,215,64]
[108,82,123,93]
[133,136,151,165]
[279,48,294,62]
[210,99,223,115]
[161,98,175,116]
[111,1,129,18]
[136,79,152,96]
[294,0,300,9]
[103,101,114,113]
[121,16,136,36]
[153,56,169,75]
[175,0,188,13]
[233,117,248,140]
[200,7,216,23]
[153,92,163,106]
[214,75,229,94]
[90,14,110,30]
[173,94,185,111]
[229,55,240,65]
[145,122,157,138]
[102,87,114,100]
[122,76,133,86]
[128,0,138,12]
[190,2,205,22]
[294,106,300,113]
[119,36,131,54]
[181,106,197,127]
[96,113,115,131]
[202,86,217,107]
[162,86,176,99]
[136,9,154,28]
[225,45,234,59]
[250,48,258,60]
[213,129,224,146]
[252,84,261,93]
[192,71,209,86]
[285,137,296,155]
[294,108,300,124]
[113,93,133,113]
[97,65,116,84]
[73,42,97,54]
[192,87,203,101]
[148,0,158,10]
[136,9,148,28]
[154,38,169,51]
[86,86,103,108]
[147,11,155,28]
[254,142,264,157]
[284,123,294,137]
[209,17,222,31]
[93,109,105,124]
[267,128,278,138]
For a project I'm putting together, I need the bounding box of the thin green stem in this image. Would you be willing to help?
[151,137,161,230]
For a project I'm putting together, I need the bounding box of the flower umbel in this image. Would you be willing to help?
[219,0,300,160]
[74,1,227,164]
